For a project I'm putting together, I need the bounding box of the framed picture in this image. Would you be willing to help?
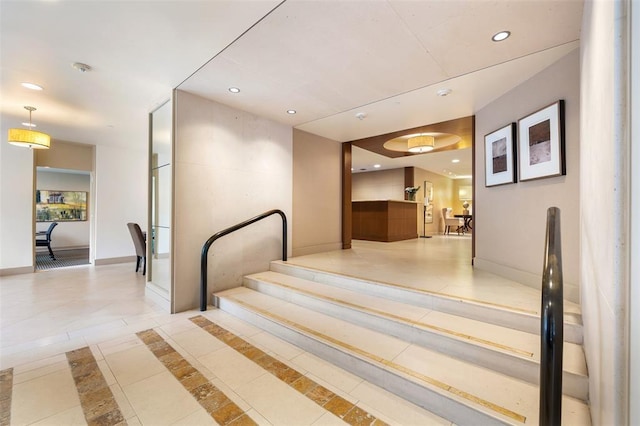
[423,181,433,224]
[36,190,88,222]
[484,123,517,187]
[518,100,566,181]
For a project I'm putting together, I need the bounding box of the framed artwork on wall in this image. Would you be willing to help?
[36,190,88,222]
[518,100,566,181]
[484,123,517,187]
[423,181,433,224]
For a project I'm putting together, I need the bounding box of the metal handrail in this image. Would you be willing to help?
[200,209,287,311]
[539,207,564,425]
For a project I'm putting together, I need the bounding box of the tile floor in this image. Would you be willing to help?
[0,236,565,425]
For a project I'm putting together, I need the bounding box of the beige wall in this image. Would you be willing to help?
[413,167,455,235]
[35,140,93,171]
[173,90,293,312]
[352,168,404,201]
[580,1,630,423]
[474,48,580,301]
[292,129,342,256]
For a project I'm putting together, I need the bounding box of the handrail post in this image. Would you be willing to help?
[539,207,563,425]
[200,209,288,311]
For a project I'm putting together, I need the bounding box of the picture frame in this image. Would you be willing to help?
[518,100,566,181]
[484,122,517,187]
[423,181,433,224]
[36,190,88,222]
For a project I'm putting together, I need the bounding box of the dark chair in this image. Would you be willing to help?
[35,222,58,260]
[127,223,146,275]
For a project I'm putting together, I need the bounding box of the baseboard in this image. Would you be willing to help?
[474,257,579,304]
[0,265,34,276]
[94,255,136,266]
[292,242,343,257]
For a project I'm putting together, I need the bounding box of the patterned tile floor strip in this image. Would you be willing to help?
[66,347,126,425]
[136,329,257,426]
[190,315,388,426]
[0,368,13,426]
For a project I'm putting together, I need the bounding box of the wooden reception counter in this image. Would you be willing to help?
[352,200,418,242]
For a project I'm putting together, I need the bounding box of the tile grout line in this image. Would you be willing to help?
[0,368,13,426]
[190,315,388,426]
[135,328,257,426]
[66,346,127,425]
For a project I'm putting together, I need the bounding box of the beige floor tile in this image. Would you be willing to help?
[170,327,227,358]
[235,373,326,425]
[198,346,267,390]
[349,381,451,425]
[311,411,350,425]
[248,330,306,360]
[290,353,362,395]
[111,383,136,420]
[12,359,68,385]
[122,371,202,425]
[11,368,81,425]
[171,408,217,425]
[104,345,165,387]
[30,405,87,426]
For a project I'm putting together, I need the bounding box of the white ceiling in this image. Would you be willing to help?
[1,0,583,177]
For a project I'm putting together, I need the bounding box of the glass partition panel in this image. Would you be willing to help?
[150,100,172,295]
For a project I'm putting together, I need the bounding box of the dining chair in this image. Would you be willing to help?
[442,208,463,235]
[35,222,59,260]
[126,223,146,275]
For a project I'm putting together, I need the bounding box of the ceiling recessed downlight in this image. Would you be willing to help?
[437,88,452,97]
[228,87,240,93]
[21,82,43,91]
[452,159,460,163]
[287,110,297,115]
[373,164,381,168]
[492,31,511,42]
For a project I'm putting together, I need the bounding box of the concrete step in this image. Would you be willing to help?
[214,287,590,426]
[270,260,583,344]
[243,270,588,401]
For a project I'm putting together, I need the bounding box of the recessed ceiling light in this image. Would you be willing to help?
[452,159,460,163]
[21,82,43,91]
[287,110,297,115]
[492,31,511,42]
[373,164,381,168]
[437,88,452,97]
[355,112,367,120]
[228,87,240,93]
[21,122,37,128]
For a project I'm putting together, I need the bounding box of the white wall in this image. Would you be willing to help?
[36,170,90,249]
[173,90,292,312]
[474,49,581,302]
[0,139,35,273]
[580,1,630,424]
[94,143,147,263]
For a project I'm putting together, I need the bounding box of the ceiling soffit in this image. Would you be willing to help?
[350,116,473,159]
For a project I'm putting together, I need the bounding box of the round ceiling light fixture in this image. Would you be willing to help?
[355,112,367,120]
[437,88,452,97]
[286,109,297,115]
[228,87,240,93]
[492,31,511,42]
[407,135,435,153]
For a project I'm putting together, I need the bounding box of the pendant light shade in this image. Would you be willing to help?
[407,135,435,153]
[7,106,51,149]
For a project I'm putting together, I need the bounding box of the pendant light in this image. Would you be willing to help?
[7,106,51,149]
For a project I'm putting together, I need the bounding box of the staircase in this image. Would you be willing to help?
[212,260,590,425]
